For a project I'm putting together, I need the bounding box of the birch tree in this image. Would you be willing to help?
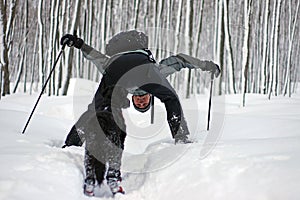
[223,0,236,94]
[38,0,45,88]
[55,0,66,95]
[133,0,140,29]
[241,0,252,107]
[194,0,204,57]
[271,0,282,97]
[30,28,39,95]
[174,0,183,54]
[283,0,299,97]
[267,0,278,99]
[62,0,81,95]
[185,0,193,98]
[260,0,270,94]
[47,0,57,95]
[12,46,25,93]
[1,0,19,96]
[214,0,224,95]
[23,0,28,93]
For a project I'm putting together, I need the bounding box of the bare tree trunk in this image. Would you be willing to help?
[223,0,236,94]
[283,0,299,97]
[62,0,81,95]
[268,0,280,99]
[105,0,111,41]
[56,0,67,95]
[241,0,252,107]
[122,0,128,31]
[5,0,18,46]
[194,0,204,57]
[52,0,60,95]
[253,0,262,94]
[272,0,282,96]
[214,0,220,61]
[117,0,124,33]
[292,32,299,93]
[47,0,56,95]
[0,0,19,96]
[194,0,204,94]
[13,47,25,93]
[0,33,9,97]
[87,0,94,79]
[30,29,39,95]
[260,0,269,94]
[214,0,224,95]
[292,44,298,93]
[186,0,193,98]
[174,0,183,54]
[23,0,28,93]
[101,0,107,53]
[133,0,140,29]
[166,0,172,52]
[155,0,163,61]
[38,0,45,89]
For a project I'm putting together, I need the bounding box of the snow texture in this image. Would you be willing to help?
[0,78,300,200]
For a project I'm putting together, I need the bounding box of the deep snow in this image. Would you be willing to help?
[0,79,300,200]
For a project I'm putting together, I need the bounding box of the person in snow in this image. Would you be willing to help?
[60,30,220,196]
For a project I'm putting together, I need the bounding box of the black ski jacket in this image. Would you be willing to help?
[80,44,219,95]
[64,49,191,147]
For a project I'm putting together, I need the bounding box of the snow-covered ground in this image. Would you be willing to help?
[0,79,300,200]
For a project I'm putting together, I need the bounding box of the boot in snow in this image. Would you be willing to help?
[106,169,125,195]
[174,134,193,144]
[83,179,95,197]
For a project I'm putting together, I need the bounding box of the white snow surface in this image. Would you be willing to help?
[0,78,300,200]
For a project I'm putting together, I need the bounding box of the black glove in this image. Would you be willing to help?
[213,63,221,78]
[62,126,84,148]
[60,34,84,49]
[205,61,221,78]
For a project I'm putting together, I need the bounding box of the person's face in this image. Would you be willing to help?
[132,94,151,109]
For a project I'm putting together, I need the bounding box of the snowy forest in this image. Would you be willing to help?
[0,0,299,102]
[1,1,300,199]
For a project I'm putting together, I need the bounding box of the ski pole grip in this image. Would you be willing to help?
[61,42,67,50]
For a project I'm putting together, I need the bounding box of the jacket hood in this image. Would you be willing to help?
[105,30,148,56]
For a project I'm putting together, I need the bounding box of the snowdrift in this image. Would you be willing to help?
[0,79,300,200]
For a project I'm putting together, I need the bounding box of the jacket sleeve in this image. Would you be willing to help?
[80,43,109,74]
[158,53,220,77]
[136,65,190,139]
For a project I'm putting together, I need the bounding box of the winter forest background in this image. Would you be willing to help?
[0,0,299,104]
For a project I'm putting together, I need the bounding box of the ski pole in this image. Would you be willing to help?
[150,95,154,124]
[22,43,67,134]
[207,73,214,131]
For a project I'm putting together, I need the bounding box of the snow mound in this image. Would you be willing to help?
[0,81,300,199]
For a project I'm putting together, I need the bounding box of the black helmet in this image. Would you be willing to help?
[105,30,148,56]
[132,94,153,113]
